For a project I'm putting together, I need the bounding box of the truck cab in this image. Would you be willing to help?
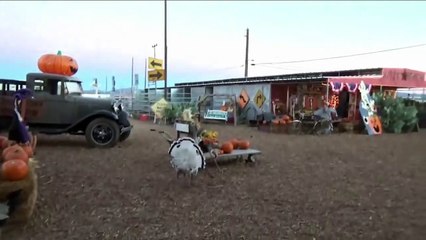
[0,73,133,148]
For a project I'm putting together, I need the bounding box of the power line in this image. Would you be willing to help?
[254,43,426,65]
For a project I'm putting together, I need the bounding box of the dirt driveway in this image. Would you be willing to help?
[3,120,426,240]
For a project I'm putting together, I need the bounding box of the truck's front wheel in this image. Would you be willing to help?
[85,118,120,148]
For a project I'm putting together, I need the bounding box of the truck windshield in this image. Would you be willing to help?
[65,81,83,94]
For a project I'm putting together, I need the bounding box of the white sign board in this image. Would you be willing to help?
[204,109,228,121]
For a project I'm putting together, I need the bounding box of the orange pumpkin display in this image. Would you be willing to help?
[2,145,29,163]
[19,144,34,158]
[1,159,29,181]
[238,140,250,150]
[368,115,383,135]
[38,50,79,76]
[230,138,240,149]
[221,141,234,154]
[283,115,291,122]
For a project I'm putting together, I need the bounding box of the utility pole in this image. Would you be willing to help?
[164,0,168,100]
[144,58,147,90]
[131,57,134,111]
[244,28,249,80]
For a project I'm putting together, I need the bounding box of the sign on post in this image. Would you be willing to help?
[148,57,163,69]
[148,69,165,82]
[254,89,266,108]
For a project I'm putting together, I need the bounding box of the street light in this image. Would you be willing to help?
[152,44,158,58]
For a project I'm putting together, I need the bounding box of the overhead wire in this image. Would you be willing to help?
[253,43,426,65]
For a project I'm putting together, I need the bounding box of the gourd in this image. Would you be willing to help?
[38,50,79,76]
[1,159,29,181]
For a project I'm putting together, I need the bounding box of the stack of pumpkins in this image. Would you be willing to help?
[220,138,250,155]
[271,114,293,125]
[0,136,34,182]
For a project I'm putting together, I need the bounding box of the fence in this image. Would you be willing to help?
[130,89,194,119]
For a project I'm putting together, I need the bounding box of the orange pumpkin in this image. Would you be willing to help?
[368,115,383,134]
[221,141,234,154]
[230,138,240,149]
[272,119,280,125]
[19,144,34,158]
[2,145,29,163]
[38,50,79,76]
[1,159,29,181]
[283,115,291,121]
[238,140,250,150]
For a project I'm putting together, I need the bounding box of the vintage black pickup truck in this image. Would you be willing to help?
[0,73,132,148]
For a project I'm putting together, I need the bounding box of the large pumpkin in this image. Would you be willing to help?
[1,159,29,181]
[38,50,78,76]
[221,141,234,154]
[2,145,29,163]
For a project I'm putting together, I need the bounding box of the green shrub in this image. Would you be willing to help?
[373,92,418,133]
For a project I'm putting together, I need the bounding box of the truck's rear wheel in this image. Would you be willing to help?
[85,118,119,148]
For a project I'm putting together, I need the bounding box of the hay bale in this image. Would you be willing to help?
[0,159,38,224]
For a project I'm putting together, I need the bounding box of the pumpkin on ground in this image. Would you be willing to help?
[221,141,234,154]
[2,145,29,163]
[283,115,291,122]
[1,159,29,181]
[38,50,79,76]
[238,140,250,150]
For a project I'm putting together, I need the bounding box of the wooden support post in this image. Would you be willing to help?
[286,85,290,113]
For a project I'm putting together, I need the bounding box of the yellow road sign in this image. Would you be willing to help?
[148,57,163,69]
[238,88,249,109]
[150,98,169,118]
[254,89,266,108]
[148,69,165,82]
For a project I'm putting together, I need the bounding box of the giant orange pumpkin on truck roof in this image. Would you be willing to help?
[38,50,78,76]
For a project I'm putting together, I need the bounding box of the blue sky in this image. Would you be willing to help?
[0,1,425,91]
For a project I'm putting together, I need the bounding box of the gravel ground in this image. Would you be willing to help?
[2,120,426,240]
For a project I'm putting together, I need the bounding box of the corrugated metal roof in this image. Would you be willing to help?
[174,67,383,88]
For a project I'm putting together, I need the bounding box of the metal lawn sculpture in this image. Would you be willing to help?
[358,81,383,135]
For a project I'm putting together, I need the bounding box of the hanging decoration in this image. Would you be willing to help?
[329,82,345,93]
[329,94,340,109]
[346,83,359,93]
